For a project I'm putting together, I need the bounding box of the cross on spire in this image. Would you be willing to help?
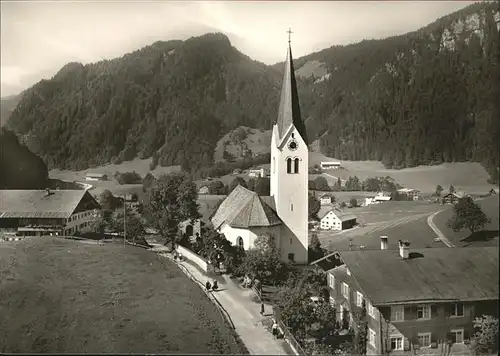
[287,28,293,44]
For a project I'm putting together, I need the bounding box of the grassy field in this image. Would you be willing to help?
[0,238,248,354]
[318,201,443,251]
[50,158,181,196]
[432,195,499,247]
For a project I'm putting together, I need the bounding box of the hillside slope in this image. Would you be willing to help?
[8,33,281,172]
[0,94,21,127]
[7,3,500,183]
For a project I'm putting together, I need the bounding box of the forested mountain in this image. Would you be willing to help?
[6,2,500,182]
[0,127,49,189]
[0,94,22,127]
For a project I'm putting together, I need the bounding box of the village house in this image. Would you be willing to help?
[84,172,108,181]
[319,194,334,205]
[210,40,309,264]
[197,184,210,195]
[365,192,392,206]
[179,218,204,241]
[397,188,420,201]
[317,206,357,230]
[0,189,101,237]
[442,191,467,205]
[312,238,498,356]
[248,168,266,178]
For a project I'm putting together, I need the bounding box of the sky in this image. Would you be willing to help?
[1,1,475,97]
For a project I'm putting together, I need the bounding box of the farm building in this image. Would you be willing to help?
[320,161,342,169]
[84,172,108,181]
[318,206,357,231]
[179,218,205,241]
[442,191,467,204]
[198,184,210,195]
[0,189,101,237]
[313,240,499,356]
[248,168,266,178]
[319,194,334,206]
[397,188,420,201]
[210,40,310,264]
[365,193,392,206]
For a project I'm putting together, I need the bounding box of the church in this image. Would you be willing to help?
[210,38,309,264]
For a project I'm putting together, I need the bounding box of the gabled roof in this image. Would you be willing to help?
[276,44,308,145]
[211,185,282,229]
[317,206,335,219]
[318,207,356,221]
[330,247,499,306]
[0,189,93,219]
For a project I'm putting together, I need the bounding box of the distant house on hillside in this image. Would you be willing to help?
[85,172,108,181]
[0,189,100,237]
[320,194,334,206]
[397,188,420,201]
[365,193,392,206]
[442,191,467,205]
[318,206,357,231]
[312,241,499,356]
[320,161,342,169]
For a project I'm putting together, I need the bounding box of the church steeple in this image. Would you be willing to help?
[276,34,308,145]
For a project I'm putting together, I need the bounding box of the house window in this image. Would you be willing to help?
[418,332,431,347]
[368,328,376,347]
[341,282,349,299]
[287,253,295,262]
[367,302,377,319]
[390,336,403,351]
[391,306,405,322]
[329,296,336,307]
[287,158,292,173]
[328,274,335,289]
[355,291,363,307]
[294,158,299,174]
[451,329,464,344]
[237,236,244,249]
[291,204,293,211]
[417,305,431,320]
[451,303,464,317]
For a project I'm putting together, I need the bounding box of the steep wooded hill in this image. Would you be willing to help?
[6,2,500,182]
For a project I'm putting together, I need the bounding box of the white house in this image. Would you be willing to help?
[248,168,266,178]
[84,172,108,181]
[318,207,357,231]
[210,40,309,264]
[320,161,342,169]
[320,194,334,206]
[365,192,392,206]
[397,188,420,201]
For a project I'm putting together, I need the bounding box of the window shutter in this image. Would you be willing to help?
[431,304,438,318]
[464,304,472,317]
[403,337,410,351]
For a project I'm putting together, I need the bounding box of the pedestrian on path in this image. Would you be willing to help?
[260,302,265,315]
[212,280,218,291]
[271,319,279,338]
[205,280,212,291]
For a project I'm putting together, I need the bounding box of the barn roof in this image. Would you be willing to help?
[211,185,282,229]
[330,247,499,306]
[0,189,91,219]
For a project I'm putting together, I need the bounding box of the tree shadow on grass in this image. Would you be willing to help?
[461,230,499,246]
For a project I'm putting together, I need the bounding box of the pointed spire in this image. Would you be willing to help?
[276,37,308,145]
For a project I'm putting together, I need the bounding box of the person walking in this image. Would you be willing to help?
[212,280,218,291]
[205,281,212,291]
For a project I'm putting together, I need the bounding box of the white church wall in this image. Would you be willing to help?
[219,223,281,251]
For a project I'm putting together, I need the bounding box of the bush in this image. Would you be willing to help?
[114,171,143,185]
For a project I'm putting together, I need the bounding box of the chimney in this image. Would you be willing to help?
[398,240,410,259]
[380,236,388,250]
[45,188,51,196]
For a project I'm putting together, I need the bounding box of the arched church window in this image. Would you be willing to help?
[237,236,244,249]
[294,158,299,174]
[287,158,292,174]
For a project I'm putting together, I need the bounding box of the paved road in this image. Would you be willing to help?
[427,210,455,247]
[149,246,292,355]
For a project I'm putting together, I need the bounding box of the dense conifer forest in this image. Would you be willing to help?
[5,2,499,182]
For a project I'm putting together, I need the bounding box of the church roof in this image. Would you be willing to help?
[276,44,308,145]
[211,185,282,229]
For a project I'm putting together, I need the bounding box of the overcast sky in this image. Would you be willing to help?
[1,1,474,97]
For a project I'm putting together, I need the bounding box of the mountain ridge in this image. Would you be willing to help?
[5,2,500,182]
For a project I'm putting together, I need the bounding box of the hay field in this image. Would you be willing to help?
[0,238,248,354]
